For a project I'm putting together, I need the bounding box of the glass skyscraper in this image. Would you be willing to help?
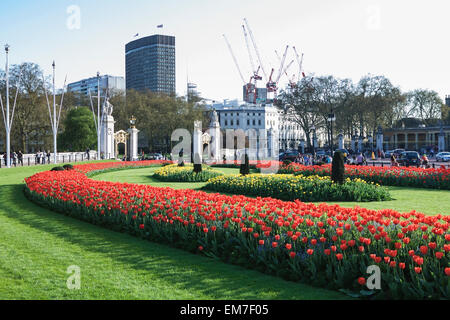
[125,34,176,94]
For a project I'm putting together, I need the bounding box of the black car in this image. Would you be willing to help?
[279,150,300,162]
[397,151,421,167]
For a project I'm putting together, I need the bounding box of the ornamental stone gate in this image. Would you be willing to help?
[114,130,129,159]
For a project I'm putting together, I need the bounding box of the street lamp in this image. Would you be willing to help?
[310,125,317,157]
[129,115,137,128]
[328,112,336,153]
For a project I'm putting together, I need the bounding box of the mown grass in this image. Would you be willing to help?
[94,167,450,216]
[0,163,347,299]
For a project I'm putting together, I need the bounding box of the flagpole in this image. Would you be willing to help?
[5,44,10,168]
[52,61,57,164]
[97,72,101,161]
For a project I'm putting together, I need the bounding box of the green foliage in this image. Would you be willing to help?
[63,164,74,170]
[154,164,223,182]
[204,174,391,202]
[58,107,97,152]
[331,152,345,184]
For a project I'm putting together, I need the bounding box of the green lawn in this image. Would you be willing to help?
[94,167,450,216]
[0,163,347,299]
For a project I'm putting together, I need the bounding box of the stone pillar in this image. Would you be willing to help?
[268,128,279,158]
[376,127,383,152]
[299,138,305,154]
[415,133,419,151]
[338,133,344,150]
[127,127,140,161]
[438,129,446,152]
[351,135,356,152]
[209,112,221,162]
[193,121,202,164]
[404,133,408,150]
[101,114,115,159]
[358,136,363,152]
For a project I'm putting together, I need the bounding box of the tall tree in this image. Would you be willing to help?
[406,89,444,124]
[58,107,97,151]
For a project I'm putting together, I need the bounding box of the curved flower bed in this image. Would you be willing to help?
[153,164,224,182]
[24,161,449,299]
[272,163,450,190]
[204,174,391,202]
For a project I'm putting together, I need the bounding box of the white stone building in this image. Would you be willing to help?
[204,99,304,155]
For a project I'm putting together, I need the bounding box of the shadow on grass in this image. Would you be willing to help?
[0,183,348,300]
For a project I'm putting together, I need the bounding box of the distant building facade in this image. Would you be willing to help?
[67,75,125,96]
[446,95,450,107]
[125,34,176,94]
[205,99,304,152]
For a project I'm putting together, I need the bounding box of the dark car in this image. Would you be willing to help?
[279,150,300,162]
[397,151,421,167]
[393,149,405,157]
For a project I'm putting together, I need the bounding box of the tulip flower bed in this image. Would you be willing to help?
[210,160,275,170]
[204,174,391,202]
[153,164,224,182]
[271,163,450,190]
[24,162,449,299]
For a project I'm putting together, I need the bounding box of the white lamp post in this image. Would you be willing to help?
[43,61,66,164]
[1,44,21,168]
[5,44,10,168]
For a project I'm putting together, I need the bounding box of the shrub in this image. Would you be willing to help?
[154,164,223,182]
[240,153,250,176]
[283,159,292,166]
[204,174,391,202]
[277,163,450,190]
[63,164,74,170]
[331,152,345,184]
[51,166,65,171]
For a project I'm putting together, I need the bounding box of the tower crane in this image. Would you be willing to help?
[293,46,306,84]
[267,45,289,94]
[276,49,296,89]
[243,18,267,82]
[223,34,246,85]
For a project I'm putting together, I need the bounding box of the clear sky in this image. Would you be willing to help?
[0,0,449,101]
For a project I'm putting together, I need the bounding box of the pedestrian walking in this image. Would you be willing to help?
[18,151,23,166]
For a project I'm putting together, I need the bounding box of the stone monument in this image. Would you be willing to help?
[100,97,115,159]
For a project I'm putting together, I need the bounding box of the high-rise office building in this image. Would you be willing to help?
[125,34,176,94]
[67,75,125,96]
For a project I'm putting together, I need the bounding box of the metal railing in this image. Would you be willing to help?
[0,152,99,168]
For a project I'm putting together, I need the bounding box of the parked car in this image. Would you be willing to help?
[397,151,421,167]
[384,150,394,158]
[279,150,300,162]
[316,149,326,157]
[436,152,450,162]
[393,149,405,157]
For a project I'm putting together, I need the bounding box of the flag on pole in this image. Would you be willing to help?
[157,24,163,28]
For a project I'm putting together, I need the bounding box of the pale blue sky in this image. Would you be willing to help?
[0,0,449,101]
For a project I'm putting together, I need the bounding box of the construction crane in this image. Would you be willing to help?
[243,18,267,82]
[293,46,306,84]
[267,45,289,94]
[242,24,263,104]
[223,34,246,85]
[275,49,296,89]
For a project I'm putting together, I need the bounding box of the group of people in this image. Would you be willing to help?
[1,151,23,167]
[293,154,333,166]
[34,150,51,165]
